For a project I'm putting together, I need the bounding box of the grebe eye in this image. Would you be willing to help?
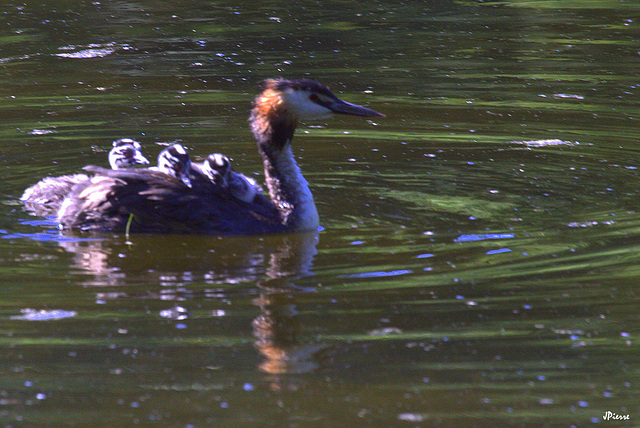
[309,93,320,103]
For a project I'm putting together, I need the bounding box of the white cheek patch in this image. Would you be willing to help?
[282,89,332,120]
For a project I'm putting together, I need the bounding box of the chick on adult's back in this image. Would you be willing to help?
[21,138,149,217]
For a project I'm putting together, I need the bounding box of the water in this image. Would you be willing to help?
[1,1,640,426]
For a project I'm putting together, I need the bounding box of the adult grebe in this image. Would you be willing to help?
[21,138,149,216]
[56,78,383,234]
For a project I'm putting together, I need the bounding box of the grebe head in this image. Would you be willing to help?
[109,138,150,169]
[257,78,385,121]
[200,153,230,185]
[200,153,258,203]
[157,143,192,187]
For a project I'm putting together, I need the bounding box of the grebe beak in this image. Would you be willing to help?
[327,99,385,118]
[133,152,151,165]
[180,174,192,188]
[175,167,192,188]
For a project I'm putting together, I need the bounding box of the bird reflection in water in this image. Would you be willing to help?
[250,232,332,384]
[252,292,330,377]
[54,230,330,378]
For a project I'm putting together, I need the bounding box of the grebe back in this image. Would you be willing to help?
[21,138,149,216]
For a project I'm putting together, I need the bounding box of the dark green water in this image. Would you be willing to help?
[2,1,640,426]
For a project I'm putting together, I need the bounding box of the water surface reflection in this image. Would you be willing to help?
[58,231,328,377]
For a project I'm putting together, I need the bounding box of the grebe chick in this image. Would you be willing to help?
[197,153,260,203]
[150,143,193,188]
[56,78,383,234]
[21,138,149,216]
[109,138,150,169]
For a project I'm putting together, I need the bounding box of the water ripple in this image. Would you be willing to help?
[340,269,413,279]
[454,233,515,243]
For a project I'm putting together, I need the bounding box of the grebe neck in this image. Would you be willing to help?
[251,106,319,231]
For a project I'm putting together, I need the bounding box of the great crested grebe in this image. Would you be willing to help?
[21,138,149,216]
[196,153,261,203]
[151,143,193,188]
[107,138,150,170]
[55,78,383,234]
